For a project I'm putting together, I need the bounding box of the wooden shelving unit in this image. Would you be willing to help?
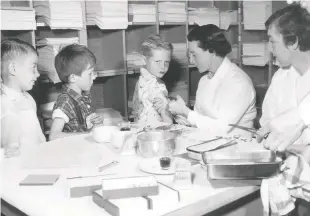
[1,0,288,131]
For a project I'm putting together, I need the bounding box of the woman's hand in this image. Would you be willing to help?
[168,95,190,117]
[257,121,305,152]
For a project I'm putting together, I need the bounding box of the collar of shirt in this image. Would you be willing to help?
[62,85,91,105]
[140,67,158,81]
[1,84,27,101]
[206,57,230,83]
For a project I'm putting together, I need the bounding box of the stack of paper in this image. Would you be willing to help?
[37,37,79,83]
[172,43,188,66]
[86,0,128,29]
[129,3,156,23]
[158,1,186,23]
[220,10,237,30]
[188,7,220,27]
[242,42,269,66]
[243,1,272,30]
[1,7,36,30]
[33,0,83,29]
[126,52,145,68]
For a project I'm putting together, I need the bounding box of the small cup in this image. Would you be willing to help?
[119,120,131,131]
[159,157,171,170]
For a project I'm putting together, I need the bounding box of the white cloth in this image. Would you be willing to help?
[1,85,46,157]
[260,66,310,145]
[187,57,257,137]
[132,68,168,127]
[261,153,310,216]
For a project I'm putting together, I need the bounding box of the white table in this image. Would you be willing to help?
[1,134,261,216]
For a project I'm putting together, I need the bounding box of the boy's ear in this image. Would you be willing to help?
[68,74,76,83]
[141,55,147,65]
[8,62,17,76]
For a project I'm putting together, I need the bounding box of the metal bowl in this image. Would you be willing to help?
[137,131,177,158]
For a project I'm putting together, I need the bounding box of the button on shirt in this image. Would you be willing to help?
[188,57,257,136]
[260,66,310,145]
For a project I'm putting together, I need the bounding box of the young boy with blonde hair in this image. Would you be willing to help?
[132,35,173,127]
[49,44,101,140]
[1,38,46,157]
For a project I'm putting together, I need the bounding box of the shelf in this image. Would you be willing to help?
[96,69,127,77]
[128,22,156,26]
[159,21,186,26]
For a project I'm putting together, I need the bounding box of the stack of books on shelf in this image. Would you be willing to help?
[219,10,237,30]
[128,3,156,23]
[33,0,83,29]
[188,7,219,27]
[1,7,36,30]
[86,0,128,29]
[126,52,145,69]
[158,1,186,23]
[242,42,269,66]
[172,43,188,67]
[243,1,272,30]
[36,37,79,83]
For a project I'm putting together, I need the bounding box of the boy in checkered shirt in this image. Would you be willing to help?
[49,44,102,140]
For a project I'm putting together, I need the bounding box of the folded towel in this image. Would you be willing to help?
[261,152,310,216]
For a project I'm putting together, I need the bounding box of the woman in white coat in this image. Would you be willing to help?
[168,24,257,137]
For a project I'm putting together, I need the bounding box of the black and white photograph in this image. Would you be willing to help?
[1,0,310,215]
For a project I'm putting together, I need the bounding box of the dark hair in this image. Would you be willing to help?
[265,4,310,52]
[187,24,231,57]
[54,44,96,83]
[1,38,38,73]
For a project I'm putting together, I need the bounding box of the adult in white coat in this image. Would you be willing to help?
[256,4,310,161]
[167,24,257,137]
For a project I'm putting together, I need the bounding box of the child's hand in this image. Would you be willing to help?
[91,114,103,125]
[87,113,103,128]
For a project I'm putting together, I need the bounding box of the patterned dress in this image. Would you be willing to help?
[132,68,168,127]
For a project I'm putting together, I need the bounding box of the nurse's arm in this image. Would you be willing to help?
[187,82,255,133]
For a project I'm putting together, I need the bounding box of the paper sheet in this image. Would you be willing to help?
[22,135,102,169]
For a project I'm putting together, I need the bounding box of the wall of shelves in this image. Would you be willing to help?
[1,0,289,130]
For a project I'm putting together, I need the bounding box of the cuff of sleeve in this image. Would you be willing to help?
[187,111,198,126]
[52,109,69,123]
[299,99,310,125]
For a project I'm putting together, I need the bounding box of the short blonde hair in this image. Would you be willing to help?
[141,35,173,57]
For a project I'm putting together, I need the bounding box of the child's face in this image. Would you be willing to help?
[75,66,97,91]
[145,49,171,78]
[13,53,40,91]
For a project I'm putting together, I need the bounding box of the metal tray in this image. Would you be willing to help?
[186,137,229,161]
[202,149,277,164]
[201,150,282,180]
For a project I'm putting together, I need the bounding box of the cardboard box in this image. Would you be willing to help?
[101,176,158,199]
[144,183,180,210]
[93,190,149,216]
